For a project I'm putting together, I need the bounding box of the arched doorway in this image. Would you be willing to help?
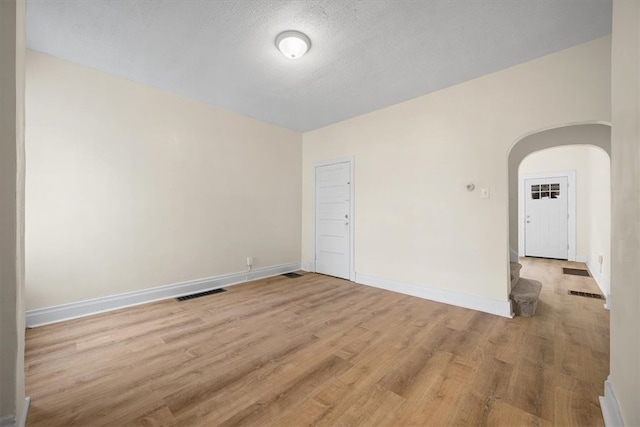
[507,123,611,301]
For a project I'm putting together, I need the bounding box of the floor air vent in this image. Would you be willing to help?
[562,268,590,277]
[175,288,226,302]
[568,290,604,299]
[282,272,302,278]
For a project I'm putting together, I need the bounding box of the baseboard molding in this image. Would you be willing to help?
[355,273,513,318]
[586,258,610,309]
[26,263,301,327]
[301,261,315,272]
[18,397,30,427]
[599,379,624,427]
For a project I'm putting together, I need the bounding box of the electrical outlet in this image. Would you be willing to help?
[246,256,253,267]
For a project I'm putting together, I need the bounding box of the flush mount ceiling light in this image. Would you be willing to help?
[275,30,311,59]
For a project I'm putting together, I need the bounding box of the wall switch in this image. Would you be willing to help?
[246,257,253,266]
[480,188,490,199]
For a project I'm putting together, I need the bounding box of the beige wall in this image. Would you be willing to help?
[610,0,640,425]
[586,147,612,294]
[519,145,611,292]
[25,51,302,310]
[302,37,611,304]
[0,0,26,423]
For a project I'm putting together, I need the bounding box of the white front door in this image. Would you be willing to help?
[315,161,351,280]
[524,176,569,259]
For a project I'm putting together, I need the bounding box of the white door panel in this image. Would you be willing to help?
[318,186,347,202]
[318,235,346,253]
[317,167,348,184]
[524,176,569,259]
[315,162,351,280]
[318,220,344,236]
[316,252,348,278]
[318,205,345,221]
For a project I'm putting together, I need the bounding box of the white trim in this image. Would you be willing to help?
[17,397,29,427]
[586,257,611,310]
[301,261,315,272]
[26,263,301,327]
[0,396,31,427]
[519,170,576,261]
[599,379,624,427]
[355,273,513,318]
[313,156,355,281]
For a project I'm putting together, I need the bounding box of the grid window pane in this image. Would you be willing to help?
[530,182,561,200]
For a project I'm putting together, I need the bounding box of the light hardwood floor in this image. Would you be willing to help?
[25,258,609,426]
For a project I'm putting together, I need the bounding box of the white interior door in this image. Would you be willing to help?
[315,161,351,280]
[524,176,569,259]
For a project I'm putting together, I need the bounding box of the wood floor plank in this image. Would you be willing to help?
[216,355,352,427]
[486,400,554,427]
[25,260,610,426]
[274,322,432,426]
[390,351,475,426]
[506,356,554,421]
[126,405,177,427]
[333,384,404,427]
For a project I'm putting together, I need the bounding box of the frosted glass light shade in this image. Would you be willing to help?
[276,31,311,59]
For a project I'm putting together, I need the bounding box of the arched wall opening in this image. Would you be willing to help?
[507,123,611,297]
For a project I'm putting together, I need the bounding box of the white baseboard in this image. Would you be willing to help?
[26,263,301,327]
[600,379,624,427]
[301,261,315,272]
[355,273,513,318]
[18,397,29,427]
[586,258,611,309]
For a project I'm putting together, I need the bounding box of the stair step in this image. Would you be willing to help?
[510,262,523,288]
[510,277,542,317]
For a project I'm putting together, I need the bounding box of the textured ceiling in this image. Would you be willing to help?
[26,0,611,132]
